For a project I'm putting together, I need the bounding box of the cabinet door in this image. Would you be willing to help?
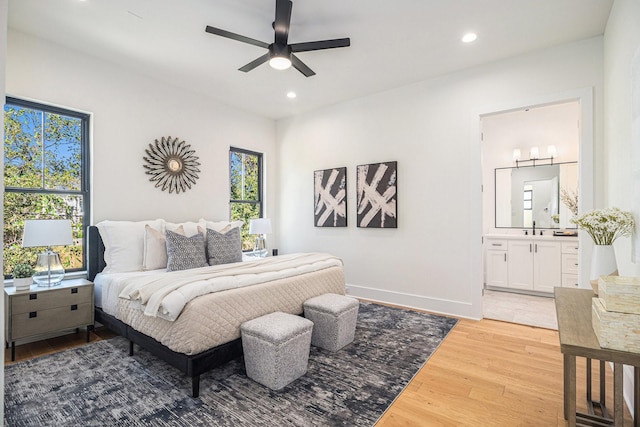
[507,240,534,290]
[533,241,562,293]
[486,250,508,287]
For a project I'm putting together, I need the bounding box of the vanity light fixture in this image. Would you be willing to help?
[529,146,540,159]
[512,148,522,161]
[514,145,556,168]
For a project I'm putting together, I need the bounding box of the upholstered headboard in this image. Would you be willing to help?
[87,225,106,282]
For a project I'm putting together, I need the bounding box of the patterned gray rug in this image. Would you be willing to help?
[4,302,457,426]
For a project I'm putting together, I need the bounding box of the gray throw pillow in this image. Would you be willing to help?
[206,227,242,266]
[165,230,208,272]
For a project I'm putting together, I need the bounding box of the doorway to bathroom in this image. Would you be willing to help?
[478,89,594,329]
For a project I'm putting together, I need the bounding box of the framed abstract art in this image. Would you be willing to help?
[356,161,397,228]
[314,167,347,227]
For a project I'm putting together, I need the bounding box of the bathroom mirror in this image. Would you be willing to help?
[495,161,578,229]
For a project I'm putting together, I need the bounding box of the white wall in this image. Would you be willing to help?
[6,30,277,228]
[603,0,640,415]
[604,0,640,276]
[277,37,604,319]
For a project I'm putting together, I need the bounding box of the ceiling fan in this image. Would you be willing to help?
[205,0,350,77]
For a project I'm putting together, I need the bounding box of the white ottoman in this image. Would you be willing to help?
[304,293,359,352]
[240,312,313,390]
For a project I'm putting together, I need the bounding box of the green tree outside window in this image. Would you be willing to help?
[3,99,89,277]
[229,148,263,251]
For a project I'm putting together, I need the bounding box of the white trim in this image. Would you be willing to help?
[347,283,481,320]
[474,87,596,319]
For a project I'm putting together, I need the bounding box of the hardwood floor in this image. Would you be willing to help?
[4,326,117,365]
[4,319,632,426]
[378,318,632,426]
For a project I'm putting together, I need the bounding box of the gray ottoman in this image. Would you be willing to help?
[240,311,313,390]
[304,293,359,352]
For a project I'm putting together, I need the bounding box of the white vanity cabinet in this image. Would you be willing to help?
[485,239,508,288]
[485,235,576,294]
[506,240,561,292]
[561,241,580,288]
[531,240,562,293]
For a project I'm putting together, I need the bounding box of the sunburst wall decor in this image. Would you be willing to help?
[143,136,201,194]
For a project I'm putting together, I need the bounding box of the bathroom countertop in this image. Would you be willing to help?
[484,233,578,241]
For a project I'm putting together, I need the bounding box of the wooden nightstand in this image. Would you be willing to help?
[4,278,94,361]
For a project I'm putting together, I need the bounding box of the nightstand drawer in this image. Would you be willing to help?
[10,302,93,340]
[11,285,92,314]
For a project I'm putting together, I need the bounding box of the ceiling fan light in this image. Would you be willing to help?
[269,56,291,70]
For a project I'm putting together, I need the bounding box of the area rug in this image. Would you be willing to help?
[4,302,457,426]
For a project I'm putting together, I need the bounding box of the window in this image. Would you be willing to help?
[523,184,533,227]
[3,97,90,277]
[229,147,263,251]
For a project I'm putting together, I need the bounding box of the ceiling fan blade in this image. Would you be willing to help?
[274,0,292,46]
[238,53,270,72]
[205,25,269,49]
[290,38,351,53]
[291,54,315,77]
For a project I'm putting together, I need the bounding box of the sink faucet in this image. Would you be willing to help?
[532,220,536,236]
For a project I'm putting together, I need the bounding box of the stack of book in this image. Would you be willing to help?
[592,275,640,353]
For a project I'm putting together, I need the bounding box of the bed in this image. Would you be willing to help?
[87,221,345,397]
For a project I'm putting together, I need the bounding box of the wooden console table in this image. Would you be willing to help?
[555,287,640,426]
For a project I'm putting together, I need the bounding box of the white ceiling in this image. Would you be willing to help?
[7,0,613,120]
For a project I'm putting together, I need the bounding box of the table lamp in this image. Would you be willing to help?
[249,218,272,258]
[22,219,73,287]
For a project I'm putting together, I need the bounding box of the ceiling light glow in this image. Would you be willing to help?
[286,92,297,99]
[462,33,477,43]
[269,56,292,70]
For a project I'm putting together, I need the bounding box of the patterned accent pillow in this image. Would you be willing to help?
[206,227,242,266]
[165,229,208,272]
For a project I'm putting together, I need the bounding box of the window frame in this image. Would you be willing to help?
[4,96,91,275]
[229,146,264,251]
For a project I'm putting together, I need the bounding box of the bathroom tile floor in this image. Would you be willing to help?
[482,288,558,330]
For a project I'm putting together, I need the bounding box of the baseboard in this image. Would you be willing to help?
[346,283,482,320]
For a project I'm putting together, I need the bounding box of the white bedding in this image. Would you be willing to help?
[96,252,342,321]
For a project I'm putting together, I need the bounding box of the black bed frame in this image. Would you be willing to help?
[87,226,243,398]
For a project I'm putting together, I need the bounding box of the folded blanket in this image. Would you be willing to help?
[118,252,342,321]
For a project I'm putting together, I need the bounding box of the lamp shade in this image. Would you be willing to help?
[547,145,557,157]
[22,219,73,247]
[249,218,272,235]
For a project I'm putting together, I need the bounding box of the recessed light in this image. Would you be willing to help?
[286,91,297,99]
[462,33,477,43]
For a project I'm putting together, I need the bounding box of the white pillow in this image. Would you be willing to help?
[142,224,168,271]
[198,218,244,232]
[96,219,164,273]
[166,221,202,237]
